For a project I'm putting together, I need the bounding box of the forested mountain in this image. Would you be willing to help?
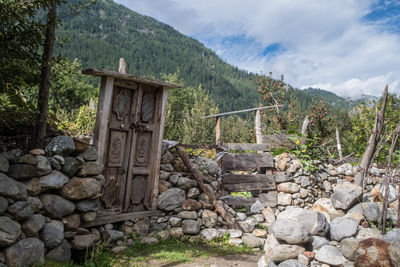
[55,0,359,113]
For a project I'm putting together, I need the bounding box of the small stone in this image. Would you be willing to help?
[315,245,345,266]
[187,187,200,199]
[252,228,267,238]
[344,212,364,225]
[133,218,150,236]
[40,220,64,249]
[169,217,182,227]
[262,207,276,226]
[298,254,310,266]
[242,233,262,248]
[24,178,41,196]
[5,238,44,267]
[277,192,292,206]
[177,177,197,190]
[356,227,382,240]
[158,179,171,193]
[323,181,332,192]
[340,238,359,261]
[40,170,69,190]
[236,212,247,221]
[76,199,101,212]
[7,164,37,180]
[15,154,37,165]
[312,198,345,221]
[298,176,312,187]
[311,236,329,250]
[7,200,33,220]
[0,154,9,173]
[158,230,170,241]
[61,177,102,200]
[170,227,183,238]
[200,228,222,241]
[331,183,362,211]
[182,219,201,235]
[141,236,159,245]
[36,155,52,176]
[45,239,71,263]
[71,234,97,250]
[250,200,264,213]
[63,214,81,230]
[182,199,202,211]
[178,211,197,220]
[275,172,293,183]
[80,146,98,161]
[259,191,277,207]
[22,214,45,237]
[278,182,301,193]
[202,209,218,228]
[238,217,258,233]
[29,149,45,156]
[81,211,97,222]
[354,238,391,267]
[0,197,7,215]
[228,229,243,238]
[229,238,243,246]
[253,214,265,223]
[383,228,400,243]
[279,259,306,267]
[270,244,305,263]
[77,162,104,177]
[45,136,75,156]
[0,216,21,247]
[388,241,400,267]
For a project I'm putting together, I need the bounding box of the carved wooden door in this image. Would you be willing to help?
[101,81,163,214]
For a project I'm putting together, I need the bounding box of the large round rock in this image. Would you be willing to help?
[40,220,64,249]
[40,194,75,218]
[39,170,69,190]
[45,136,75,156]
[61,177,101,200]
[331,183,362,211]
[157,188,186,211]
[0,216,21,247]
[5,238,44,267]
[0,173,27,200]
[329,217,358,241]
[270,207,329,245]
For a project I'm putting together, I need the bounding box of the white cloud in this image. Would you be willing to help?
[115,0,400,98]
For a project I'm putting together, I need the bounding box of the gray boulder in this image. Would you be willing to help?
[242,233,263,248]
[270,244,305,263]
[259,191,277,207]
[36,155,52,176]
[45,136,75,156]
[200,228,222,241]
[251,200,265,213]
[0,173,27,200]
[45,239,71,263]
[0,153,9,173]
[77,162,104,176]
[102,230,125,242]
[315,245,345,266]
[7,201,33,220]
[348,202,382,222]
[40,170,69,190]
[331,183,362,210]
[176,177,197,190]
[178,211,197,220]
[310,236,329,250]
[270,208,328,244]
[71,234,97,250]
[27,196,42,212]
[383,228,400,243]
[0,196,8,215]
[40,194,75,218]
[40,220,64,248]
[202,209,218,228]
[329,217,358,241]
[61,177,102,200]
[22,214,45,237]
[239,217,258,233]
[76,198,101,212]
[5,238,44,267]
[340,238,359,261]
[182,219,201,235]
[157,188,186,211]
[0,216,21,247]
[80,146,98,161]
[278,260,306,267]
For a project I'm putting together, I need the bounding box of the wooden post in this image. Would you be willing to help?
[255,110,262,146]
[216,116,221,144]
[336,127,343,160]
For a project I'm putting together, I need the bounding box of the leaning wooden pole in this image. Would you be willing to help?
[355,85,388,187]
[175,146,240,230]
[336,127,343,161]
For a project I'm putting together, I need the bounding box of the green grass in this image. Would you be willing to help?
[44,237,255,267]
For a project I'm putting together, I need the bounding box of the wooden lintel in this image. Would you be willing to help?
[83,68,181,89]
[222,152,274,171]
[82,210,164,228]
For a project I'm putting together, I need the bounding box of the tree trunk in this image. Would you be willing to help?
[32,1,57,149]
[354,85,388,187]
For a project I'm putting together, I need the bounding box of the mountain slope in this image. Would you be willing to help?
[56,0,258,112]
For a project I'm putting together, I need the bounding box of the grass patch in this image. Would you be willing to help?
[44,237,255,267]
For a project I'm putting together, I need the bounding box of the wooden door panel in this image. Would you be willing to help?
[107,130,126,167]
[134,132,152,166]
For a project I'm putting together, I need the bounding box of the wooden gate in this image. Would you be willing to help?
[219,143,276,193]
[84,69,179,218]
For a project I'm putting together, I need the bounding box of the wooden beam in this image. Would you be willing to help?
[82,210,164,228]
[255,110,263,147]
[224,182,276,192]
[83,69,181,89]
[222,153,273,171]
[222,173,275,185]
[221,143,270,152]
[216,116,221,145]
[202,105,283,119]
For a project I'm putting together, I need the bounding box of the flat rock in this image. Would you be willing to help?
[141,236,159,245]
[45,239,71,263]
[182,219,201,235]
[178,211,197,220]
[277,182,301,193]
[0,173,27,200]
[242,233,263,248]
[259,191,277,207]
[40,194,75,218]
[63,214,81,230]
[77,162,104,177]
[71,234,97,250]
[61,177,101,200]
[157,188,186,211]
[40,170,69,190]
[331,183,362,211]
[270,244,305,263]
[0,217,21,247]
[315,245,345,266]
[253,228,268,238]
[182,199,202,211]
[40,220,64,249]
[81,211,97,222]
[45,136,75,156]
[329,217,358,241]
[177,177,197,190]
[356,227,382,240]
[76,198,101,212]
[7,164,37,180]
[348,202,382,222]
[5,238,44,267]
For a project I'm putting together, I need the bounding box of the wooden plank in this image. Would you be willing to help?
[202,105,283,118]
[224,182,275,192]
[114,79,138,90]
[255,110,263,147]
[221,143,270,152]
[222,173,275,185]
[82,210,164,228]
[219,196,256,207]
[222,153,273,171]
[83,69,180,89]
[262,134,298,149]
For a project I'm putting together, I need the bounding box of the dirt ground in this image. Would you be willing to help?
[174,252,263,267]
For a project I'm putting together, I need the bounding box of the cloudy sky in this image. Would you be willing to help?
[114,0,400,98]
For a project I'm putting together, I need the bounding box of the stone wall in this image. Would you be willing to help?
[0,138,398,266]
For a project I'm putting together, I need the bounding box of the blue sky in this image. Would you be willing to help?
[114,0,400,98]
